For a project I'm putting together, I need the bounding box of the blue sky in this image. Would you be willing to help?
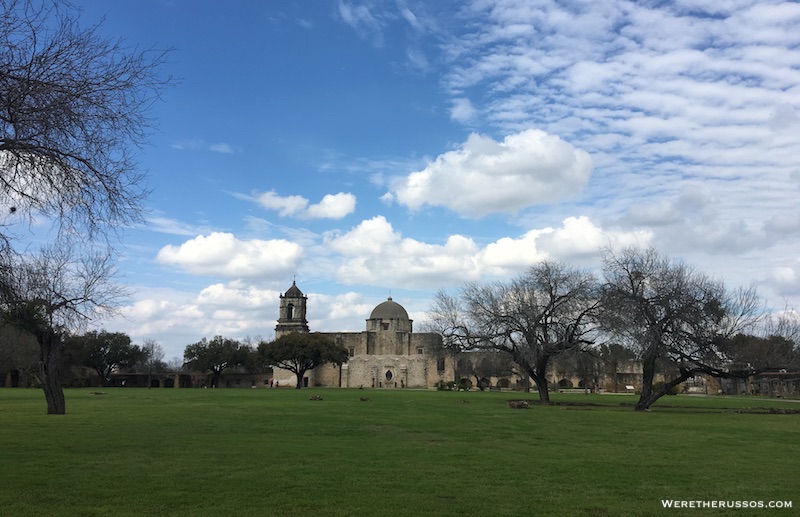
[52,0,800,361]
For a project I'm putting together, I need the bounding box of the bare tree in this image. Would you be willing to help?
[1,0,170,244]
[164,356,185,373]
[600,247,762,411]
[141,338,165,389]
[0,242,126,413]
[429,261,600,403]
[763,308,800,347]
[0,0,169,412]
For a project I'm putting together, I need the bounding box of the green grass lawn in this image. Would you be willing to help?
[1,388,797,516]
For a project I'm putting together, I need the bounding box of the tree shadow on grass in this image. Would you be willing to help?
[505,399,800,414]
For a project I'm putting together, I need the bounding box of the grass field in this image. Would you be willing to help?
[1,388,797,516]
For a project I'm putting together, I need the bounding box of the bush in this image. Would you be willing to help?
[435,380,456,391]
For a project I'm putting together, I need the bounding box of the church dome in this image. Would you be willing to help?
[369,297,409,320]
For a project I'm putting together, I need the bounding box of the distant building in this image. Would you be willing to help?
[272,281,451,388]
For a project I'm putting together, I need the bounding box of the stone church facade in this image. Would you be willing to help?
[272,282,451,388]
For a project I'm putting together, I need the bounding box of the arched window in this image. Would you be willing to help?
[287,303,294,319]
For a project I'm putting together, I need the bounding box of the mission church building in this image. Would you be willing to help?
[272,281,450,388]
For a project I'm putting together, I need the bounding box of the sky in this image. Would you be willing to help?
[34,0,800,361]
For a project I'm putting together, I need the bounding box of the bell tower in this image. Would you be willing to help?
[275,281,309,338]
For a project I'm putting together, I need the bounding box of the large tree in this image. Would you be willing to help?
[183,336,246,388]
[0,0,169,412]
[0,243,125,413]
[258,333,348,389]
[429,261,600,403]
[0,0,168,243]
[68,330,141,387]
[600,247,761,411]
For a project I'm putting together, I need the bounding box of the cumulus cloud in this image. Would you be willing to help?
[255,191,356,220]
[479,216,651,275]
[256,192,309,217]
[323,215,647,287]
[324,216,482,286]
[384,130,593,218]
[156,232,303,279]
[106,284,283,358]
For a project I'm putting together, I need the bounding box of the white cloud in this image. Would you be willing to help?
[170,139,239,154]
[256,191,309,217]
[255,191,356,220]
[338,0,384,45]
[208,142,236,154]
[155,232,303,279]
[305,193,357,219]
[479,216,652,275]
[324,216,482,286]
[106,284,283,358]
[406,46,430,72]
[145,215,211,236]
[385,130,593,218]
[769,104,799,132]
[323,215,647,287]
[307,291,375,332]
[450,97,477,123]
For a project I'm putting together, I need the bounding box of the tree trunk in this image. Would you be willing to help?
[634,347,658,411]
[532,357,551,403]
[39,332,66,415]
[533,376,550,403]
[636,371,692,411]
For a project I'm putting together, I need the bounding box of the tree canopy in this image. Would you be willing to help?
[0,243,125,413]
[184,336,247,388]
[429,260,600,402]
[428,248,797,409]
[258,333,348,389]
[68,330,141,387]
[600,247,762,410]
